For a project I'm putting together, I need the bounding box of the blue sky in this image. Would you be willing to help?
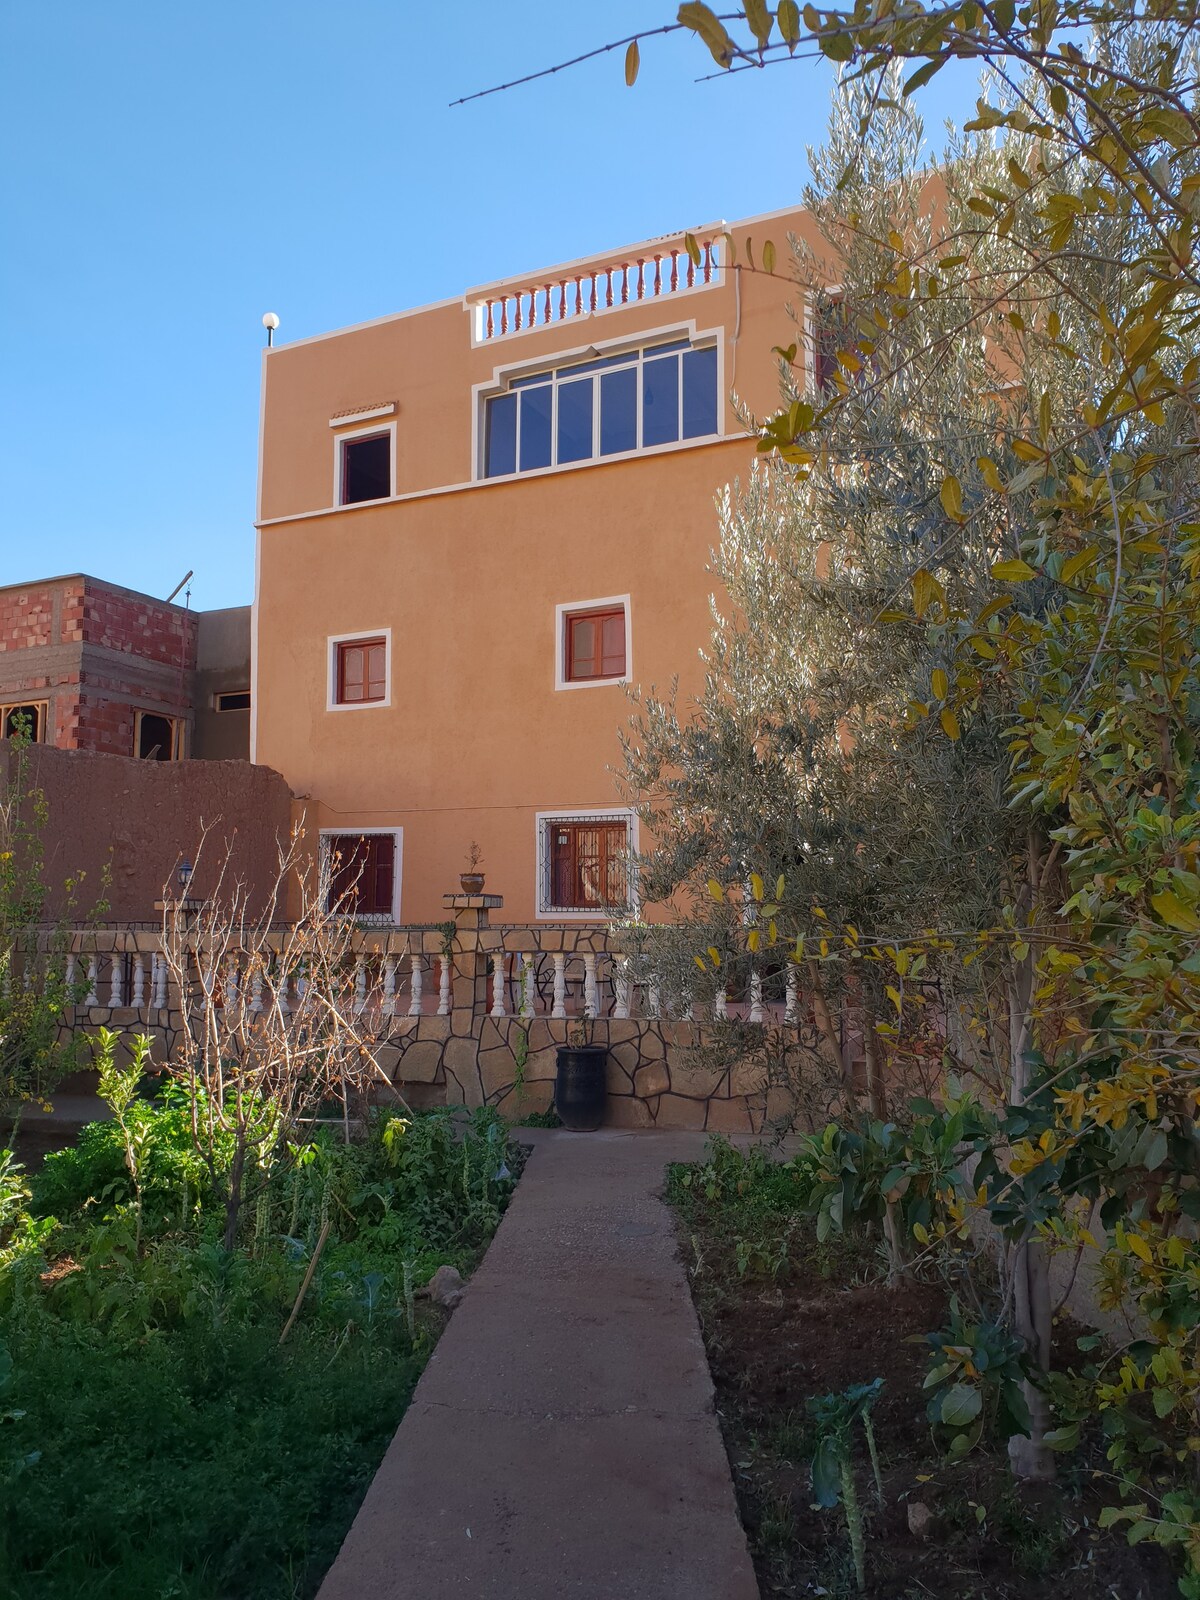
[0,3,976,610]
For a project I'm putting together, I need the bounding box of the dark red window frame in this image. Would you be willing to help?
[564,606,626,683]
[549,820,628,911]
[335,637,387,705]
[327,832,395,917]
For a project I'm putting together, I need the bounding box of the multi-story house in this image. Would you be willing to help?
[0,573,252,762]
[254,205,820,924]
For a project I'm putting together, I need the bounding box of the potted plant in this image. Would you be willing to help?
[554,1017,607,1131]
[460,842,485,895]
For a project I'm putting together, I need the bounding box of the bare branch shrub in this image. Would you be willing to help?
[160,826,399,1250]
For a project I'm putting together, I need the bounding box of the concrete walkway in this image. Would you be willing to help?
[317,1128,759,1600]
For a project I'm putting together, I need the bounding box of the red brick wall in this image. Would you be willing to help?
[80,579,197,668]
[0,586,56,653]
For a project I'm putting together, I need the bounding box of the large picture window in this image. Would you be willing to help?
[483,340,718,478]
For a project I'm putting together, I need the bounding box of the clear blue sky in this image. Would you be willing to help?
[0,3,975,611]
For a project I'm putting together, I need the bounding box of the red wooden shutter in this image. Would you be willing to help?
[567,615,596,680]
[366,833,395,914]
[567,608,625,681]
[328,834,394,914]
[366,643,386,701]
[600,612,625,677]
[339,645,365,702]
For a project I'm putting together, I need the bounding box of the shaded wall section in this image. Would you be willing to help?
[3,741,293,920]
[193,606,251,760]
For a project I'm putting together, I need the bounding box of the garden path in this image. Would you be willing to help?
[316,1126,759,1600]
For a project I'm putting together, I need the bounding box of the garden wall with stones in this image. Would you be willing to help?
[47,900,804,1132]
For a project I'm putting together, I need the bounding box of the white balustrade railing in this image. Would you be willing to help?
[49,933,813,1031]
[471,233,724,344]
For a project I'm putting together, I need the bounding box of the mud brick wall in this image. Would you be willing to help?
[4,742,292,920]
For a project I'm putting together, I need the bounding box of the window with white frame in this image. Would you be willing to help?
[328,630,391,710]
[537,812,633,916]
[482,338,718,478]
[556,596,630,689]
[322,829,401,921]
[337,428,393,505]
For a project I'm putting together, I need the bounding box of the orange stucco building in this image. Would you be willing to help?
[253,206,820,924]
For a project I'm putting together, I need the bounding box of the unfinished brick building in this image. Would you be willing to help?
[0,574,250,760]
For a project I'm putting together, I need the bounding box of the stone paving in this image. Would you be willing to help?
[317,1127,759,1600]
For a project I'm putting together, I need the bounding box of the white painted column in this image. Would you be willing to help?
[250,964,263,1013]
[613,957,632,1019]
[714,986,728,1021]
[749,968,765,1024]
[519,954,535,1019]
[583,952,599,1018]
[647,976,661,1021]
[131,954,146,1007]
[437,955,451,1017]
[86,955,99,1007]
[65,953,77,995]
[354,956,367,1015]
[383,956,396,1014]
[409,955,424,1016]
[225,957,239,1010]
[109,953,123,1007]
[491,954,506,1017]
[785,965,798,1024]
[551,953,567,1018]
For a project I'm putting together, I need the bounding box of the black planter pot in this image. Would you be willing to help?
[554,1045,607,1131]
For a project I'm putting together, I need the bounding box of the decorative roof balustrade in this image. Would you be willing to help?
[466,228,726,346]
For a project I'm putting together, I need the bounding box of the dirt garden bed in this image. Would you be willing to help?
[669,1162,1174,1600]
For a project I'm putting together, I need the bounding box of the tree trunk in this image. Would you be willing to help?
[808,961,857,1107]
[863,1014,887,1120]
[223,1132,247,1252]
[1004,833,1054,1480]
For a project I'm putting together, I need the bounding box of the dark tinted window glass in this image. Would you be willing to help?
[215,691,251,713]
[341,433,391,504]
[600,367,637,456]
[642,355,680,447]
[682,346,718,438]
[485,393,517,477]
[557,378,593,464]
[555,352,635,378]
[519,384,552,471]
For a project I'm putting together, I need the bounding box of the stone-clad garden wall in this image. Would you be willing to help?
[48,898,794,1131]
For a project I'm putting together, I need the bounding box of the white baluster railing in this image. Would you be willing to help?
[491,954,506,1017]
[583,952,599,1019]
[131,954,146,1007]
[409,955,424,1016]
[749,968,765,1024]
[613,957,632,1019]
[785,966,798,1024]
[109,952,123,1007]
[551,953,567,1019]
[437,956,452,1017]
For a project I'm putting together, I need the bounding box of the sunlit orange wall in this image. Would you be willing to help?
[255,207,820,922]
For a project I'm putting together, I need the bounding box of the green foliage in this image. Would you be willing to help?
[806,1380,883,1591]
[921,1300,1032,1458]
[0,731,101,1129]
[0,1099,524,1598]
